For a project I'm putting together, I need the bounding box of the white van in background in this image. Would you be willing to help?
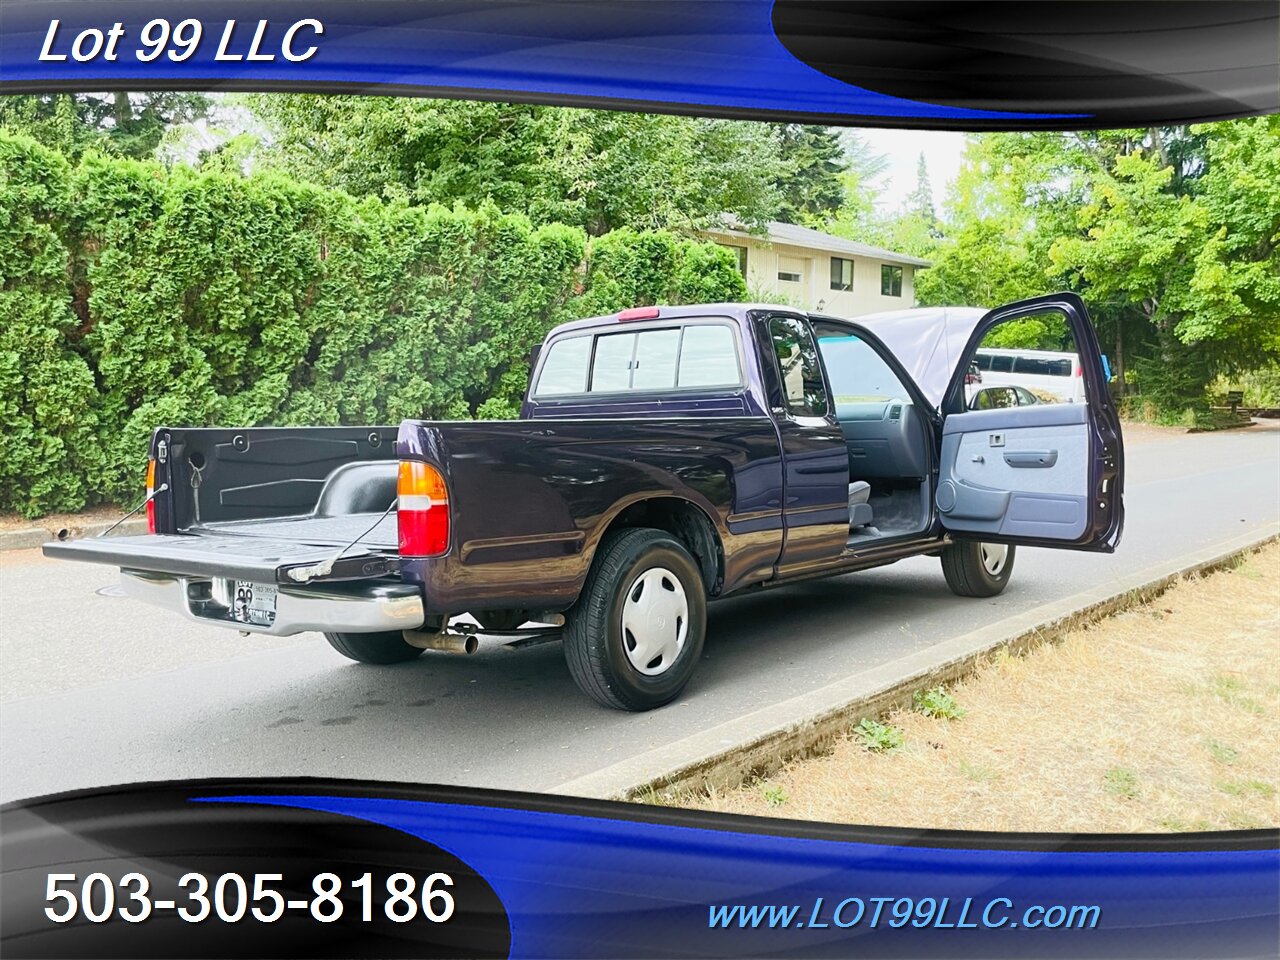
[974,348,1086,403]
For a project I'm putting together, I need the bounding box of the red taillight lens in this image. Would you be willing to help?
[145,459,157,534]
[397,461,450,556]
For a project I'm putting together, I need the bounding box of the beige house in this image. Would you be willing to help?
[698,220,929,316]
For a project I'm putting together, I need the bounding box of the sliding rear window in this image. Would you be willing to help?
[534,323,742,397]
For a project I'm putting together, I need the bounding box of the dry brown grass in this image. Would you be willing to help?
[692,542,1280,833]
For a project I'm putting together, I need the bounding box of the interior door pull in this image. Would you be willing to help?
[1004,450,1058,468]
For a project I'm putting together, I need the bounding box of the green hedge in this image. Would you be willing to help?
[0,132,748,517]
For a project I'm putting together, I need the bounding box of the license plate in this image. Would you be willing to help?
[232,581,277,627]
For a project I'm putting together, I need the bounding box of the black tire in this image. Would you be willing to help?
[940,541,1016,598]
[324,630,424,665]
[564,527,707,711]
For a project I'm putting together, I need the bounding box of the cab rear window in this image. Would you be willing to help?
[534,323,741,397]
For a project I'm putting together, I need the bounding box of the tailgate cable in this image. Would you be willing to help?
[97,484,169,538]
[285,496,399,584]
[189,460,204,525]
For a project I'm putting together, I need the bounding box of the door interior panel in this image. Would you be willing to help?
[938,404,1089,539]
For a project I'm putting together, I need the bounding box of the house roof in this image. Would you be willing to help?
[702,219,931,268]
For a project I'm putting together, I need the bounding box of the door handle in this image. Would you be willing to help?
[1003,450,1058,468]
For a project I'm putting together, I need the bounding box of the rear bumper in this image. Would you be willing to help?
[120,570,425,637]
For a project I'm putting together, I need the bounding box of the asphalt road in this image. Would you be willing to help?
[2,425,1277,803]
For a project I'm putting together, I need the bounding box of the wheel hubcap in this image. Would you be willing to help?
[620,566,689,676]
[980,543,1008,576]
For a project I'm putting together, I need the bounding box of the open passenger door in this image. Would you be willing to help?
[936,293,1124,552]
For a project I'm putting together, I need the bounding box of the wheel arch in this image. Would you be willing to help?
[597,496,725,597]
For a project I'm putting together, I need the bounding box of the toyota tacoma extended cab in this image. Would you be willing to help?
[46,295,1124,710]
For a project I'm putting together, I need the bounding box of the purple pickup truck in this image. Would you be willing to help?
[47,295,1123,710]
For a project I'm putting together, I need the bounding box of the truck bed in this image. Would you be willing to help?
[197,512,398,551]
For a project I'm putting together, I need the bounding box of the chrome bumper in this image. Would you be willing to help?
[120,570,425,637]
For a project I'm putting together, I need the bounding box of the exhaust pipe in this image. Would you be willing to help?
[403,628,478,655]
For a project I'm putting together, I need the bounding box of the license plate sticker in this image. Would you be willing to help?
[232,581,277,626]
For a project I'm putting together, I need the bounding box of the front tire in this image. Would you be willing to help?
[564,528,707,711]
[941,541,1016,598]
[324,631,424,664]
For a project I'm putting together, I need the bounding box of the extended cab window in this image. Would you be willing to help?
[535,336,592,395]
[534,323,741,397]
[677,325,738,387]
[767,316,828,417]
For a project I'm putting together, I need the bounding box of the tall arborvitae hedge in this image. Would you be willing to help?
[0,132,747,516]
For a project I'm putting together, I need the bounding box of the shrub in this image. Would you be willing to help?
[0,132,747,515]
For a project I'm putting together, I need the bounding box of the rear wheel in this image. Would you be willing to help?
[941,541,1016,598]
[564,527,707,711]
[324,631,424,664]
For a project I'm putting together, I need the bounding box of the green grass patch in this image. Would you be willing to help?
[957,760,997,783]
[1103,767,1140,799]
[1204,739,1240,764]
[1216,779,1275,798]
[1210,673,1264,714]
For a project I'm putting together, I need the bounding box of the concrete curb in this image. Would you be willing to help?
[0,517,149,552]
[554,523,1280,802]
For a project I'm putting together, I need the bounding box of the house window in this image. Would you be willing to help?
[881,264,903,297]
[777,256,804,284]
[719,244,748,276]
[830,257,853,291]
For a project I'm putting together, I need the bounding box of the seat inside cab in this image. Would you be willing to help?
[813,321,934,545]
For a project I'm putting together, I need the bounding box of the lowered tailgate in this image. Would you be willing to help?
[43,532,398,583]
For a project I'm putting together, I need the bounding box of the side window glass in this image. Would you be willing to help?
[768,316,828,418]
[816,332,909,409]
[535,336,591,396]
[969,310,1083,406]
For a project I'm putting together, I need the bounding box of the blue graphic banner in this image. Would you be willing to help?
[2,780,1276,958]
[3,0,1277,129]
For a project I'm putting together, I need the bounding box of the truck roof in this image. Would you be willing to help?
[543,302,798,338]
[539,301,992,409]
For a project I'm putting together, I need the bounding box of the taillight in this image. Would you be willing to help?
[397,461,450,556]
[145,459,157,534]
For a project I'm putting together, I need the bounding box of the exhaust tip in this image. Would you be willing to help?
[402,628,480,655]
